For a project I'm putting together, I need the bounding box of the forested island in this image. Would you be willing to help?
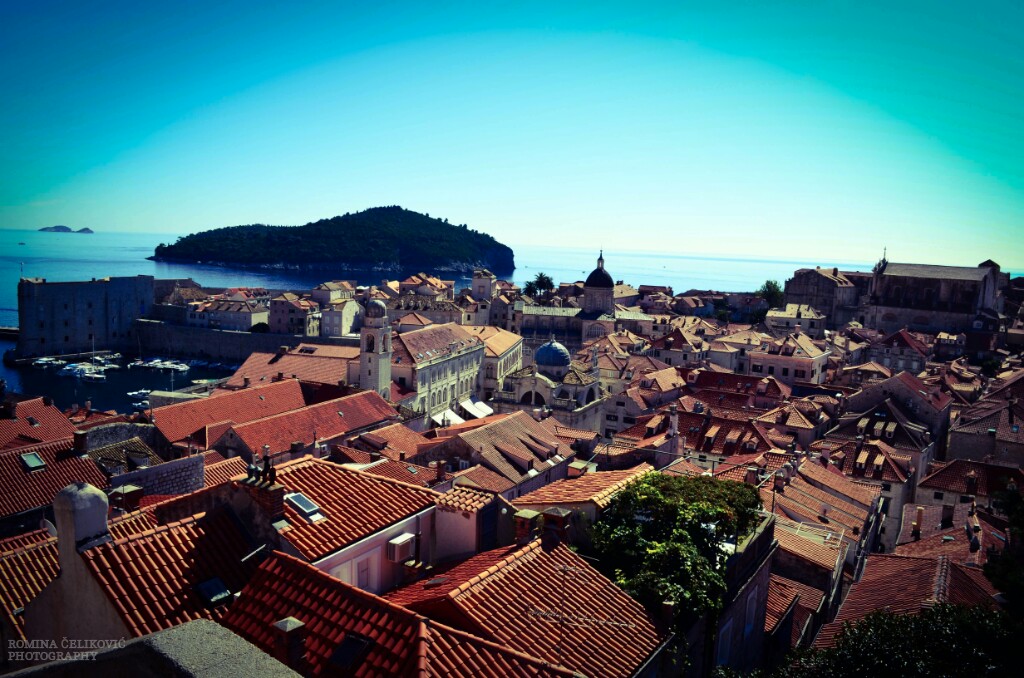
[39,225,93,233]
[150,206,515,273]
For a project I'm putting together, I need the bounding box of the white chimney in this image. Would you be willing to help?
[53,482,111,570]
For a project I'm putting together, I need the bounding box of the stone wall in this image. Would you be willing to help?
[108,454,205,496]
[83,422,160,450]
[133,319,358,362]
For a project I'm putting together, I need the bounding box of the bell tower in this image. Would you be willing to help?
[360,300,392,400]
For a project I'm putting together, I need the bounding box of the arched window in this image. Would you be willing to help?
[366,335,375,353]
[585,387,597,404]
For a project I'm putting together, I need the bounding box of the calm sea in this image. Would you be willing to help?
[0,228,873,329]
[0,227,872,411]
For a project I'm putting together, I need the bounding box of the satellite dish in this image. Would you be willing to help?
[40,519,57,537]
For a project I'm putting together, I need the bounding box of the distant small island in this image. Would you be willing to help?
[149,206,515,274]
[39,225,93,234]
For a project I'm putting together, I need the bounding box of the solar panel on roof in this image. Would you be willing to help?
[20,452,46,471]
[285,492,321,516]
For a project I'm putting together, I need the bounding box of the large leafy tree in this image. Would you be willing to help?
[757,279,784,309]
[984,487,1024,620]
[591,474,761,631]
[777,604,1020,678]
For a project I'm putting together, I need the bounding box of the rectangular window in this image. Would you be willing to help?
[782,367,789,377]
[881,482,891,492]
[768,366,775,375]
[933,491,944,500]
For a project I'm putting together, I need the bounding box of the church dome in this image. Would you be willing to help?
[535,340,572,368]
[584,250,614,289]
[365,299,388,319]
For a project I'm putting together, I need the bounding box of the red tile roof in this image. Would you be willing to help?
[446,411,568,485]
[268,457,439,561]
[386,541,665,678]
[83,509,258,637]
[449,465,514,494]
[204,456,249,487]
[359,458,451,489]
[0,438,108,519]
[765,575,800,635]
[918,459,1024,498]
[150,380,307,444]
[514,465,652,511]
[810,438,911,484]
[392,323,483,367]
[772,517,847,572]
[354,422,431,461]
[0,397,78,449]
[222,551,577,677]
[228,391,397,457]
[0,509,157,640]
[436,486,495,513]
[660,457,708,477]
[226,347,358,388]
[814,554,998,648]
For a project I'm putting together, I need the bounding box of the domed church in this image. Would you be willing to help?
[516,251,655,358]
[490,337,607,433]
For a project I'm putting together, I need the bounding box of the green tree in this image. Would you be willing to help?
[532,270,557,294]
[778,604,1020,678]
[757,279,784,309]
[250,322,270,333]
[522,281,538,298]
[984,487,1024,620]
[591,474,761,632]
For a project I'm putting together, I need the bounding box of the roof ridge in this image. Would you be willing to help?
[448,541,541,601]
[932,555,951,603]
[107,510,209,547]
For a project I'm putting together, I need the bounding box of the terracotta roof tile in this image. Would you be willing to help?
[387,541,665,678]
[355,422,431,461]
[918,459,1024,498]
[437,486,496,513]
[814,554,998,648]
[449,465,515,494]
[150,380,306,444]
[204,457,249,487]
[222,551,576,677]
[267,457,439,561]
[0,510,157,640]
[228,391,397,457]
[514,465,652,510]
[83,508,258,637]
[0,438,108,519]
[357,458,451,489]
[0,397,78,449]
[772,516,847,572]
[226,347,357,388]
[463,325,523,358]
[447,411,568,485]
[765,575,800,635]
[392,323,483,367]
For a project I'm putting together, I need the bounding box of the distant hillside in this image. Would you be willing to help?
[150,207,515,273]
[38,225,93,233]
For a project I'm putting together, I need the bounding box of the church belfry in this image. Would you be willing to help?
[360,299,392,400]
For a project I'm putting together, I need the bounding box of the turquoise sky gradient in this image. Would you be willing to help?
[1,1,1022,268]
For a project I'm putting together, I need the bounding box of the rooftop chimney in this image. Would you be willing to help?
[941,504,955,529]
[53,482,111,571]
[965,470,978,497]
[278,345,289,356]
[272,617,308,674]
[513,509,541,545]
[73,430,88,455]
[243,375,251,388]
[912,505,924,540]
[744,466,759,485]
[773,470,786,493]
[541,507,572,548]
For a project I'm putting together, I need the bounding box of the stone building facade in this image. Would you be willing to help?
[17,275,154,357]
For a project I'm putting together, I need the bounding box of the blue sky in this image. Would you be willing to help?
[1,1,1022,267]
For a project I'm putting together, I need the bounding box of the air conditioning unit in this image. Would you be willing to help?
[387,533,417,563]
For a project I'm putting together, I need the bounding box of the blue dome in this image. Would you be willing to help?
[535,340,572,368]
[366,299,388,319]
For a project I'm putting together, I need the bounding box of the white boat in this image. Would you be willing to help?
[32,357,55,368]
[132,400,149,410]
[58,363,89,377]
[81,371,107,382]
[127,389,151,399]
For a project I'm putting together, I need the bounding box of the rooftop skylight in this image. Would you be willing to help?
[20,452,46,472]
